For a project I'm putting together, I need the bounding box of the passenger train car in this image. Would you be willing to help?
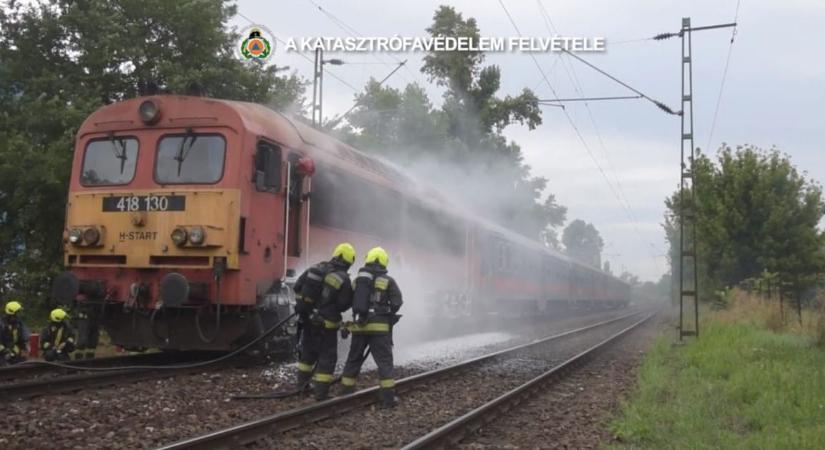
[52,95,630,351]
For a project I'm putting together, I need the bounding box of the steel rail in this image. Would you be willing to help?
[156,309,645,450]
[401,311,657,449]
[0,354,254,400]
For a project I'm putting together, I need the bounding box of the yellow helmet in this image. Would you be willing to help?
[332,242,356,265]
[50,308,68,322]
[4,301,22,316]
[365,247,389,268]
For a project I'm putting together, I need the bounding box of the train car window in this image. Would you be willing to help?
[254,142,281,192]
[406,202,464,255]
[155,134,225,184]
[80,137,139,186]
[310,163,402,239]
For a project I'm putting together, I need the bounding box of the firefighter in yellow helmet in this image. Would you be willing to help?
[0,301,30,365]
[40,308,77,362]
[292,243,355,400]
[340,247,403,408]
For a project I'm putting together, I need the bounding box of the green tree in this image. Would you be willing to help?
[338,5,564,243]
[664,144,825,300]
[0,0,304,310]
[422,6,541,146]
[562,219,604,267]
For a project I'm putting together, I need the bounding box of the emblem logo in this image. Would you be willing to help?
[237,25,274,64]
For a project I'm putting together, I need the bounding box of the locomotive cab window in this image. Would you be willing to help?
[80,137,139,186]
[155,133,225,184]
[254,141,282,192]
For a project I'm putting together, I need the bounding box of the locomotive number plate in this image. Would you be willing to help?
[102,195,186,212]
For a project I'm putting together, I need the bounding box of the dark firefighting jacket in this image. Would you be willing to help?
[40,322,77,354]
[350,263,403,333]
[293,259,353,328]
[0,318,29,357]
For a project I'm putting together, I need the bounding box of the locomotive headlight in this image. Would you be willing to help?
[188,226,206,246]
[82,227,101,245]
[170,227,188,247]
[138,99,161,124]
[68,228,83,245]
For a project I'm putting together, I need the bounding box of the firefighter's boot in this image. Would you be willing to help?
[313,382,331,401]
[339,384,356,396]
[379,388,398,408]
[295,370,312,392]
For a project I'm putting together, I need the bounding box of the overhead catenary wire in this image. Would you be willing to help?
[609,37,656,45]
[559,49,679,115]
[538,95,642,103]
[537,1,671,266]
[537,1,642,220]
[534,0,667,273]
[325,59,408,129]
[304,0,422,86]
[705,0,742,153]
[496,0,633,249]
[237,11,361,93]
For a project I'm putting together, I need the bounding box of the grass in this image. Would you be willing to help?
[609,304,825,449]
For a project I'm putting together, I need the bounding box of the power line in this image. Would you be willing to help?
[534,0,665,275]
[609,37,655,45]
[236,11,360,93]
[538,95,642,103]
[560,49,679,115]
[705,0,742,152]
[326,60,408,129]
[496,0,635,250]
[304,0,422,86]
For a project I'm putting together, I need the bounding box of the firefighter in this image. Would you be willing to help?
[340,247,403,408]
[0,301,29,365]
[292,243,355,401]
[72,302,100,360]
[40,308,77,362]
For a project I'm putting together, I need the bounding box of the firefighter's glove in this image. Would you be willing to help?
[309,312,323,328]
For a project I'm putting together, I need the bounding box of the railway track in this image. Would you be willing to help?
[155,309,653,450]
[402,311,655,449]
[0,352,252,401]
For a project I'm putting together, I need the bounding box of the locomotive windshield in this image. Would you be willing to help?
[155,134,226,184]
[80,137,139,186]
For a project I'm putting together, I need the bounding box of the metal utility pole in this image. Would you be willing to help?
[311,48,323,127]
[311,48,344,127]
[677,18,736,341]
[678,17,699,340]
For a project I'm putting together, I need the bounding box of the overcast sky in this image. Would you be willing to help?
[233,0,825,281]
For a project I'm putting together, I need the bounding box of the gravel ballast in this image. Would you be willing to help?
[0,309,639,449]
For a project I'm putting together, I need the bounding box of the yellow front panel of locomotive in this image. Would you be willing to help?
[63,189,241,269]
